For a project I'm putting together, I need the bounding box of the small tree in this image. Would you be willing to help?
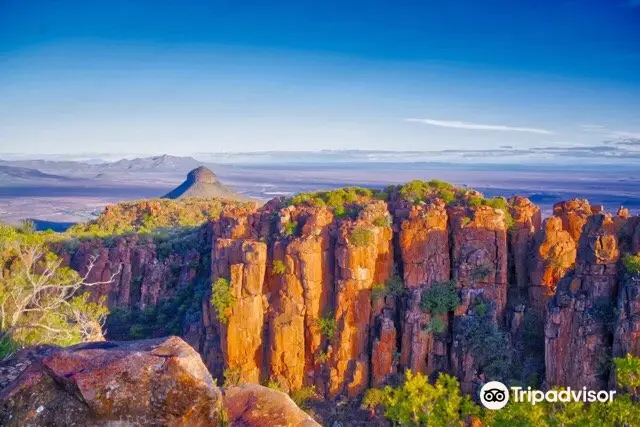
[0,224,115,353]
[211,277,235,325]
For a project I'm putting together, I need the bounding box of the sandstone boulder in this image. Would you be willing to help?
[0,337,318,427]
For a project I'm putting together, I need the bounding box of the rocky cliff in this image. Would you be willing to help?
[50,183,640,404]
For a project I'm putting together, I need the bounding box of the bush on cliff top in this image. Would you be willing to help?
[287,187,373,214]
[397,179,458,205]
[622,253,640,275]
[350,226,375,247]
[211,277,235,325]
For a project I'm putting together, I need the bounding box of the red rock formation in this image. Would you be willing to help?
[448,204,508,393]
[448,205,508,320]
[0,337,318,426]
[70,235,200,309]
[613,276,640,359]
[508,196,541,302]
[45,189,640,400]
[529,217,577,315]
[545,214,620,389]
[267,206,335,393]
[398,201,450,376]
[329,201,393,398]
[211,238,267,385]
[552,199,591,243]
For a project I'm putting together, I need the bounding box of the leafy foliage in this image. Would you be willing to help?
[614,353,640,396]
[372,275,406,301]
[622,253,640,275]
[420,280,460,315]
[459,315,512,381]
[377,371,478,426]
[283,220,298,237]
[350,226,374,247]
[211,277,235,325]
[272,260,287,275]
[0,223,111,350]
[317,313,337,339]
[373,215,391,227]
[290,386,317,409]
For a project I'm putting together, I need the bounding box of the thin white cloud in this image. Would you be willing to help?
[576,124,640,140]
[608,130,640,139]
[406,118,554,135]
[577,124,605,131]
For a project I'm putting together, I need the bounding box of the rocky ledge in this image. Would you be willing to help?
[0,336,318,427]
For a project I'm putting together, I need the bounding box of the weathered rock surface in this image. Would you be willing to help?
[0,337,318,427]
[529,216,577,316]
[398,201,450,376]
[329,201,394,398]
[545,214,620,389]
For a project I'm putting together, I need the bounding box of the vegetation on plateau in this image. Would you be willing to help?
[68,197,254,237]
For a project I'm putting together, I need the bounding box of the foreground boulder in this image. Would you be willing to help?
[0,336,319,427]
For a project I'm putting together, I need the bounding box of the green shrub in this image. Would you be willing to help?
[614,354,640,395]
[420,280,460,315]
[211,277,235,325]
[317,314,337,339]
[223,367,242,387]
[0,336,18,360]
[371,282,388,301]
[362,388,386,411]
[283,220,298,236]
[380,371,478,426]
[265,379,283,391]
[424,316,446,334]
[316,350,328,363]
[371,275,406,302]
[272,259,287,275]
[350,226,374,247]
[290,386,317,409]
[474,301,487,316]
[468,197,483,207]
[623,253,640,275]
[461,216,472,227]
[373,215,390,227]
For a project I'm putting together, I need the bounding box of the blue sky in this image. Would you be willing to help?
[1,0,639,155]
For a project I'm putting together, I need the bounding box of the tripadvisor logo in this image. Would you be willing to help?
[479,381,617,410]
[480,381,509,410]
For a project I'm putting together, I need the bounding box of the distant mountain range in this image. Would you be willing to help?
[0,155,204,178]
